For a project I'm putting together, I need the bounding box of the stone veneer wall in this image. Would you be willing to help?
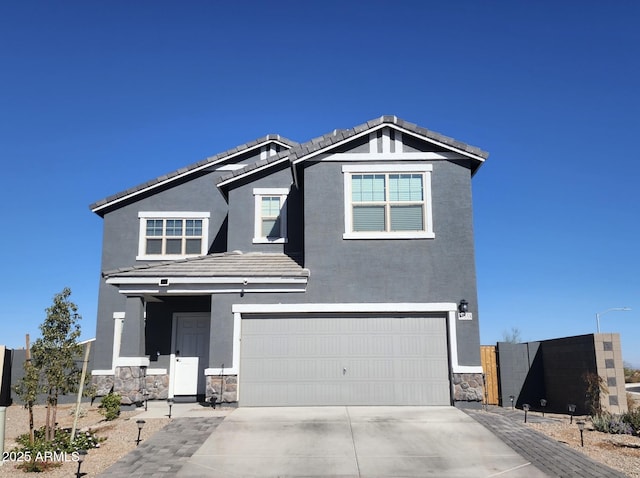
[92,375,115,397]
[453,373,484,402]
[206,375,238,403]
[92,370,170,405]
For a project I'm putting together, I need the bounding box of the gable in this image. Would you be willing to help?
[217,116,489,191]
[90,135,296,216]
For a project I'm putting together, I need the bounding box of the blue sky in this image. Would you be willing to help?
[2,1,639,366]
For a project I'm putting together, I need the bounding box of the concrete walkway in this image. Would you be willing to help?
[98,403,628,478]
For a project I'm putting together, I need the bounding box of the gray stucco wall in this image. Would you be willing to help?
[10,347,95,405]
[93,171,229,369]
[495,335,627,415]
[226,166,303,255]
[301,159,480,365]
[497,341,543,408]
[93,138,483,372]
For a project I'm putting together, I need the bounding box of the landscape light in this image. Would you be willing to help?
[136,419,146,446]
[577,420,585,447]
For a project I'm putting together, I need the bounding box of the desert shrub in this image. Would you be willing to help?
[99,392,121,420]
[623,364,640,383]
[14,426,103,454]
[16,459,62,473]
[11,426,102,473]
[622,409,640,435]
[591,412,634,435]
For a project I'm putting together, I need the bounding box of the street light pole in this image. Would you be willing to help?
[596,307,631,333]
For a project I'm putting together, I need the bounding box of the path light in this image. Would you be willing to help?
[509,395,515,410]
[143,389,149,411]
[540,399,547,417]
[522,403,530,423]
[568,404,576,424]
[577,420,585,447]
[136,420,145,446]
[75,449,87,478]
[167,398,174,419]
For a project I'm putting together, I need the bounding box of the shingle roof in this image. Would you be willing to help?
[103,252,309,279]
[217,115,489,185]
[90,134,297,214]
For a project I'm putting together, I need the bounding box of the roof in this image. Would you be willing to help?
[90,115,489,214]
[217,115,489,186]
[90,134,297,215]
[103,251,310,280]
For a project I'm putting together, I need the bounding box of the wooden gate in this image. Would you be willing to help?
[481,345,499,405]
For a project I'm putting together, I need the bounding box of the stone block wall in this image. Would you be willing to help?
[92,375,114,397]
[92,372,169,403]
[594,333,628,414]
[453,372,484,402]
[206,375,237,403]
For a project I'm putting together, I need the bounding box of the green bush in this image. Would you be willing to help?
[99,392,121,420]
[11,426,103,473]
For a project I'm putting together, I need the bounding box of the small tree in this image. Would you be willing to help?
[31,288,83,441]
[12,334,42,445]
[502,327,522,343]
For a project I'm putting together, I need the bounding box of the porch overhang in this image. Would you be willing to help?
[103,252,310,296]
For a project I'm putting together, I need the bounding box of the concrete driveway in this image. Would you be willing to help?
[177,406,547,477]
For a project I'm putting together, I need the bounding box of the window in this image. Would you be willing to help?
[137,212,209,260]
[343,164,434,239]
[253,188,288,243]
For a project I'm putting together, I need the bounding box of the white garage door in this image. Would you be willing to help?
[239,315,451,406]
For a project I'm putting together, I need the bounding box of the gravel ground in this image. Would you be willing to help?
[1,402,639,477]
[526,414,640,478]
[0,403,169,477]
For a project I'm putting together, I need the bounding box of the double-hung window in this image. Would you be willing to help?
[253,188,288,243]
[137,212,210,260]
[343,164,434,239]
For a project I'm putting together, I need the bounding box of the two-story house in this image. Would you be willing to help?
[90,116,488,407]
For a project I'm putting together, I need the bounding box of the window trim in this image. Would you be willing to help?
[342,164,434,239]
[253,188,289,244]
[137,211,210,260]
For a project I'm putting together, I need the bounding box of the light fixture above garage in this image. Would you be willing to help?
[458,300,469,314]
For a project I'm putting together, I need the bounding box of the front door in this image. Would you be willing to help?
[173,313,210,396]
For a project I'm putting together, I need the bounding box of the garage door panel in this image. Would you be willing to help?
[240,316,450,406]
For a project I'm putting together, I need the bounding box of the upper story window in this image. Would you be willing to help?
[137,212,210,260]
[253,188,288,243]
[342,164,434,239]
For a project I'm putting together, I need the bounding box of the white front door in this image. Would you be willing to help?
[173,313,210,396]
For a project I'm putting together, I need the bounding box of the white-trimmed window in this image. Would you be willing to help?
[342,164,434,239]
[137,212,210,260]
[253,188,288,243]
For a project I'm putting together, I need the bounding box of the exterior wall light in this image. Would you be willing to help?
[522,403,530,423]
[458,300,469,314]
[136,419,146,446]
